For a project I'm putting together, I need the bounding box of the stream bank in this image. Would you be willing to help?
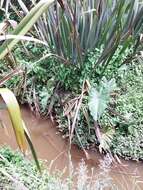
[0,106,143,189]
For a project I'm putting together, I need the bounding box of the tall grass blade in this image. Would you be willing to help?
[0,88,27,152]
[0,88,41,172]
[0,0,54,60]
[22,121,41,173]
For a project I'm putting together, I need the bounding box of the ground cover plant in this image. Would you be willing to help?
[0,0,143,161]
[0,147,143,190]
[110,58,143,160]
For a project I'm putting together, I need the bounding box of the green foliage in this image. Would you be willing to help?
[56,56,143,160]
[0,0,55,60]
[1,0,143,161]
[1,38,143,159]
[97,58,143,160]
[0,9,5,22]
[88,77,116,121]
[38,78,55,113]
[0,88,41,171]
[0,147,121,190]
[22,0,143,66]
[14,45,129,95]
[110,60,143,160]
[0,147,51,190]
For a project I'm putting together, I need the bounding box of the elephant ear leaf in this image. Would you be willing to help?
[88,78,116,121]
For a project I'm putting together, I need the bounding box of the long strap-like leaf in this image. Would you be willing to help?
[0,88,41,172]
[0,0,54,60]
[0,88,27,153]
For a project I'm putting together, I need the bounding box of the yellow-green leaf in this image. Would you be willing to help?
[0,88,27,153]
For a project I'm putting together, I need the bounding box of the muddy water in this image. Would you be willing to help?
[0,106,143,189]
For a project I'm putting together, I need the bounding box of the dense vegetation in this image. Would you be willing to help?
[0,147,142,190]
[0,0,143,164]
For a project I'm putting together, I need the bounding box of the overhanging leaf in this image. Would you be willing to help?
[22,121,41,173]
[0,0,54,60]
[0,88,41,172]
[0,88,27,153]
[0,35,48,46]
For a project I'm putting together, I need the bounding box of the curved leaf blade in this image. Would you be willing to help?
[0,0,54,60]
[0,88,27,153]
[22,121,41,173]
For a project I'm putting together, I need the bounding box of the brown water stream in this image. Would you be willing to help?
[0,106,143,189]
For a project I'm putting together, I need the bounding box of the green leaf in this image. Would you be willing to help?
[88,88,99,121]
[22,121,41,173]
[0,88,41,172]
[88,78,116,121]
[0,88,27,152]
[0,0,54,60]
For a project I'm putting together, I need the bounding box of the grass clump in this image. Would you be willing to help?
[1,147,143,190]
[0,147,70,190]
